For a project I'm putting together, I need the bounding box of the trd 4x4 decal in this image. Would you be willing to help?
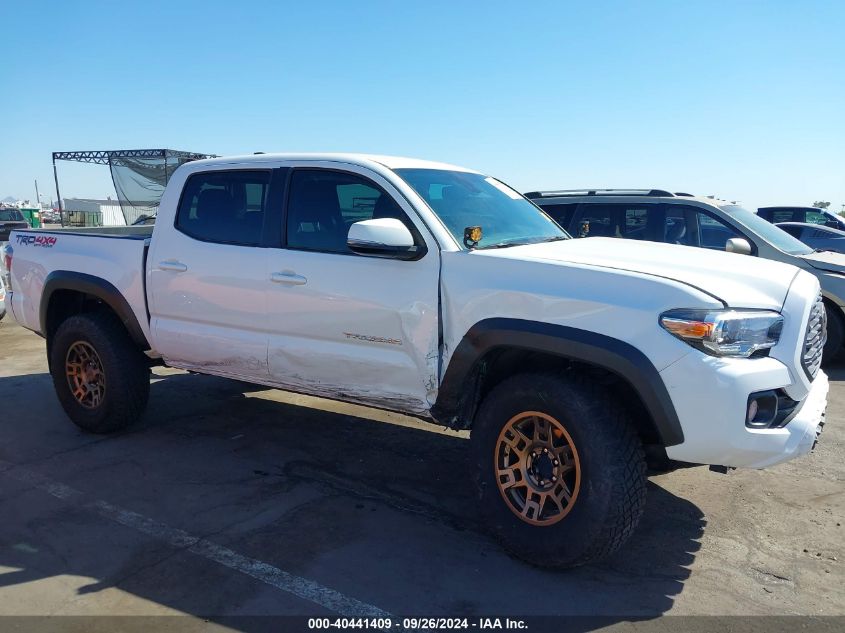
[15,235,58,248]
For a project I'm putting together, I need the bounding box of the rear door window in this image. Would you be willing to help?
[575,204,620,238]
[665,206,694,245]
[176,170,271,246]
[574,204,662,240]
[771,210,798,223]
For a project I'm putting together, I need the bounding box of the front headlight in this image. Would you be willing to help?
[659,309,783,357]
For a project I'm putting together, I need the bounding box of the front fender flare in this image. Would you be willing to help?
[432,318,684,447]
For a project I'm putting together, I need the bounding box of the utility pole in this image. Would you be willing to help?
[34,180,40,207]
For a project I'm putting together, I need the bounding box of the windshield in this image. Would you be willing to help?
[395,169,568,249]
[0,209,24,222]
[720,204,813,255]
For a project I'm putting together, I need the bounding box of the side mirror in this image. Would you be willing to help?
[726,237,752,255]
[347,218,421,260]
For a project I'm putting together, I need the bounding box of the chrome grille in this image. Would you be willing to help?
[802,293,826,380]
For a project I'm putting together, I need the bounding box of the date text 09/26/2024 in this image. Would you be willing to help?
[308,618,528,630]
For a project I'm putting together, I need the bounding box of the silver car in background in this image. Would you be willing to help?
[777,222,845,254]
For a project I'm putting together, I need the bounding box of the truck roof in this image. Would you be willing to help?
[188,153,478,174]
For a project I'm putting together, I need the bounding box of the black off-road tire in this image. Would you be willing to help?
[50,312,150,433]
[470,372,647,568]
[823,303,844,364]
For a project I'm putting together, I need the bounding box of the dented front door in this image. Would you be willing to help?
[265,164,440,416]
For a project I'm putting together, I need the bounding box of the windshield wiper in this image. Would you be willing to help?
[477,241,524,249]
[476,235,568,250]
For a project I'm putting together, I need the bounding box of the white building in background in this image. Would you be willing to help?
[62,198,127,226]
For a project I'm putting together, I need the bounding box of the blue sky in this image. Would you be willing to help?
[1,0,843,211]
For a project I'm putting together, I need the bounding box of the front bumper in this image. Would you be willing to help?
[662,351,828,469]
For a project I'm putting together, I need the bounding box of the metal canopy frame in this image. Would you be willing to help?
[52,149,213,165]
[51,148,216,226]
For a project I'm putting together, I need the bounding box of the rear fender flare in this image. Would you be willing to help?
[40,271,149,350]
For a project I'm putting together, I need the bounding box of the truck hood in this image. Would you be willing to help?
[477,237,799,310]
[800,250,845,275]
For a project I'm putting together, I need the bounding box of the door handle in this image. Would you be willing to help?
[270,271,307,286]
[159,260,188,273]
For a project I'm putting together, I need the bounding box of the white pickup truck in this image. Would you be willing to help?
[5,154,829,567]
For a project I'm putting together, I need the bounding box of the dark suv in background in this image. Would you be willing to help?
[758,206,845,231]
[0,208,29,242]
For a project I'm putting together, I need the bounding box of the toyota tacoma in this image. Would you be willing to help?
[5,154,829,567]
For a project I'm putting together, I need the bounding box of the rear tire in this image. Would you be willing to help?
[50,313,150,433]
[470,372,647,568]
[823,303,844,364]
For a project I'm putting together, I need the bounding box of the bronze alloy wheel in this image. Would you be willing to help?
[494,411,581,526]
[65,341,106,409]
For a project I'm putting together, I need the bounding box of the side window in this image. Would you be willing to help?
[176,171,270,245]
[665,206,693,245]
[805,211,828,225]
[771,210,796,223]
[576,204,660,240]
[576,205,621,238]
[540,203,579,230]
[779,225,804,239]
[623,207,653,240]
[693,209,743,250]
[286,169,410,254]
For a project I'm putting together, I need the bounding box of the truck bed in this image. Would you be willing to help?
[7,226,152,345]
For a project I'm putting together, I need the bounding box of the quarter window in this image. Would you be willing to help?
[176,171,270,245]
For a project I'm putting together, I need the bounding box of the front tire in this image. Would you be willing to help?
[50,313,150,433]
[470,372,647,568]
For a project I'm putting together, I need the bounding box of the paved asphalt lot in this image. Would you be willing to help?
[0,317,842,629]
